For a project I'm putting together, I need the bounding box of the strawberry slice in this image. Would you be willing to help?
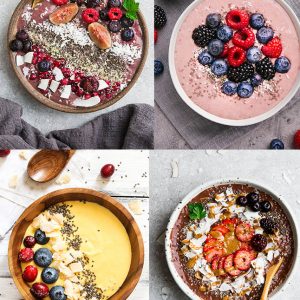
[224,254,242,276]
[234,250,252,271]
[222,218,238,226]
[218,256,226,270]
[212,224,230,235]
[203,238,219,252]
[235,222,254,242]
[262,37,282,58]
[205,247,224,263]
[211,257,220,270]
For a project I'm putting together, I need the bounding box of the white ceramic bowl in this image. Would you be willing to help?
[165,179,299,299]
[169,0,300,126]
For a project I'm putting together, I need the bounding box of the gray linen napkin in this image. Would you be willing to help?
[0,97,154,149]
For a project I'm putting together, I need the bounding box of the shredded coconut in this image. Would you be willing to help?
[111,42,142,64]
[22,4,33,23]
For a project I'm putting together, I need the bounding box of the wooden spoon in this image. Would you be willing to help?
[27,150,75,183]
[260,257,284,300]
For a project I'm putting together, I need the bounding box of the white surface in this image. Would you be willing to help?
[0,150,149,300]
[0,0,153,134]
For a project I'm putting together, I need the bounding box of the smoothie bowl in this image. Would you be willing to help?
[166,180,298,299]
[169,0,300,126]
[8,188,144,300]
[8,0,148,113]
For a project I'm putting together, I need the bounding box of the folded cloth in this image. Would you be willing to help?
[0,98,154,149]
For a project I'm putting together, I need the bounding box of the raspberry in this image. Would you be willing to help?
[293,130,300,149]
[219,43,229,58]
[261,37,282,58]
[226,9,250,30]
[52,0,68,5]
[154,29,158,44]
[227,46,246,67]
[82,8,99,24]
[108,7,123,20]
[18,248,34,263]
[232,28,255,49]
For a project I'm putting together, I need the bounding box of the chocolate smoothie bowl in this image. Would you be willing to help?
[8,0,148,113]
[166,180,298,300]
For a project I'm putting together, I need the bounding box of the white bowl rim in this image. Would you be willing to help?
[165,178,299,300]
[168,0,300,126]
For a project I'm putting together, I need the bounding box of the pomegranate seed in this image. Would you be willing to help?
[32,57,38,64]
[84,93,91,100]
[92,92,99,96]
[71,85,78,92]
[101,164,115,178]
[74,76,81,83]
[58,58,66,67]
[106,93,112,99]
[29,73,37,80]
[39,89,48,95]
[60,78,69,85]
[62,68,71,78]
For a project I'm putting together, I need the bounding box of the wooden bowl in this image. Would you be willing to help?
[7,0,149,113]
[8,188,144,299]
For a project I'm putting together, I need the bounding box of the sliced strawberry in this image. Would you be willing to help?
[224,254,242,276]
[261,37,282,58]
[218,256,226,270]
[203,238,223,252]
[234,249,252,271]
[240,242,251,250]
[222,218,238,226]
[212,224,230,235]
[235,222,254,242]
[205,247,224,263]
[211,257,220,270]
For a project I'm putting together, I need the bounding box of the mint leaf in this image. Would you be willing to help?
[188,203,206,220]
[123,0,139,20]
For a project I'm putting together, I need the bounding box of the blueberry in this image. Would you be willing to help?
[270,138,284,149]
[121,16,134,28]
[211,59,228,76]
[34,229,50,245]
[108,0,121,7]
[10,39,23,52]
[247,192,260,205]
[250,13,265,29]
[246,47,262,63]
[108,20,122,33]
[121,28,134,41]
[237,82,254,98]
[38,60,51,72]
[221,81,237,96]
[256,27,274,44]
[217,25,233,42]
[236,196,248,206]
[100,9,109,21]
[250,202,261,212]
[198,50,214,66]
[50,286,67,300]
[23,40,33,53]
[251,74,263,87]
[154,60,164,75]
[34,248,53,267]
[16,30,29,42]
[260,200,272,212]
[206,13,221,29]
[208,39,224,57]
[42,267,59,284]
[275,56,291,74]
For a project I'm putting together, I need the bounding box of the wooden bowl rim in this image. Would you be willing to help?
[7,0,149,113]
[8,188,144,300]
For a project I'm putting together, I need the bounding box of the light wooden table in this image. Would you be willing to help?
[0,150,149,299]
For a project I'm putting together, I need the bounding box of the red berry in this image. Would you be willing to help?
[219,43,229,58]
[232,28,255,49]
[226,10,249,30]
[61,67,71,78]
[101,164,115,178]
[154,29,158,44]
[84,93,92,99]
[235,222,254,242]
[52,0,68,5]
[30,283,49,298]
[227,46,246,67]
[224,254,242,276]
[82,8,99,23]
[234,249,252,271]
[32,57,38,65]
[0,150,11,157]
[108,7,123,21]
[76,88,84,97]
[22,265,38,282]
[60,78,69,85]
[18,248,34,263]
[23,236,36,248]
[294,130,300,149]
[261,37,282,58]
[29,73,38,80]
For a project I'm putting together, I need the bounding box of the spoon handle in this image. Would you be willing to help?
[260,257,284,300]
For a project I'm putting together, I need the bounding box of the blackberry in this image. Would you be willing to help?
[155,5,167,29]
[260,218,277,234]
[227,62,255,83]
[256,57,276,80]
[251,234,267,252]
[192,25,217,48]
[86,0,100,8]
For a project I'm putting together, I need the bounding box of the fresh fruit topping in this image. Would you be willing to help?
[108,0,121,7]
[19,248,34,262]
[226,10,249,30]
[88,22,112,49]
[49,3,79,25]
[222,218,238,226]
[208,39,224,57]
[86,0,100,8]
[42,267,59,284]
[108,7,123,20]
[0,150,11,157]
[211,256,220,270]
[236,196,248,206]
[262,37,282,58]
[294,130,300,149]
[224,254,242,276]
[234,249,252,271]
[250,13,265,29]
[121,28,135,41]
[218,256,226,269]
[23,40,33,53]
[50,286,67,300]
[82,8,99,23]
[249,201,260,212]
[192,25,217,48]
[235,222,254,242]
[260,218,277,234]
[188,203,206,220]
[24,236,36,248]
[232,27,255,49]
[211,59,228,76]
[219,43,229,58]
[227,46,246,67]
[154,29,158,44]
[100,8,109,21]
[10,39,23,52]
[205,247,224,263]
[275,56,291,73]
[237,82,254,98]
[16,30,29,41]
[198,50,214,66]
[22,265,38,282]
[52,0,68,5]
[206,13,221,29]
[256,57,276,80]
[34,229,50,245]
[212,224,230,235]
[260,200,272,212]
[256,26,274,44]
[246,47,262,63]
[101,164,115,178]
[34,248,53,267]
[251,234,267,252]
[108,20,122,33]
[30,283,49,298]
[246,192,260,205]
[227,62,254,83]
[154,60,164,76]
[221,81,237,96]
[38,60,51,72]
[80,76,99,93]
[121,16,134,28]
[250,74,263,87]
[154,5,167,29]
[204,238,223,251]
[216,25,233,42]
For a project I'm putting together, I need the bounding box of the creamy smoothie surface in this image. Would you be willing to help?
[174,0,300,120]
